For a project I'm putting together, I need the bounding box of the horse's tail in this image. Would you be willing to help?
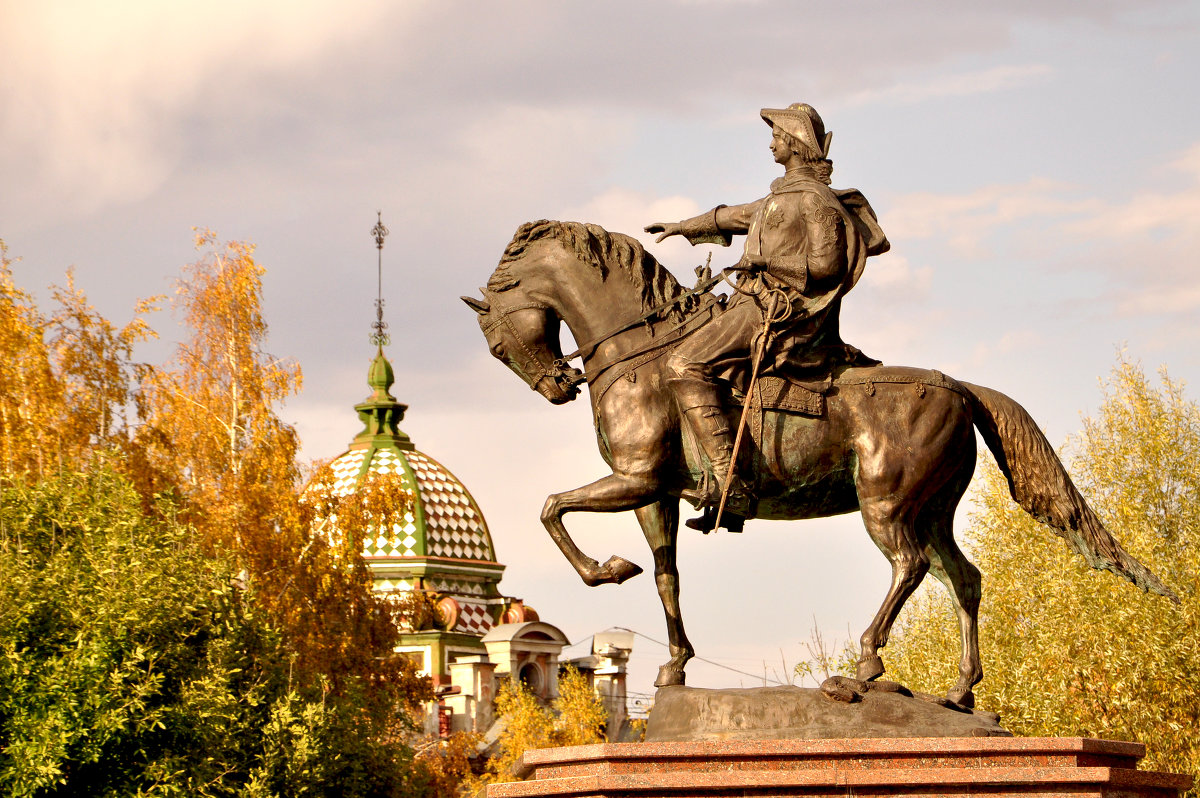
[960,381,1177,603]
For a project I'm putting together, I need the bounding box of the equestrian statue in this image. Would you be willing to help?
[461,103,1176,709]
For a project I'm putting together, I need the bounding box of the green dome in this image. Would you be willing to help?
[323,444,497,563]
[322,347,498,565]
[310,346,506,638]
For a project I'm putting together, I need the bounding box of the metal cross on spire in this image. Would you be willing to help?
[370,211,390,348]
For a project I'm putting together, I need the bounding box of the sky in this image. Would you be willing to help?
[3,0,1198,700]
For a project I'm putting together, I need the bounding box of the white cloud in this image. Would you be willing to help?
[967,329,1044,365]
[563,188,701,241]
[857,252,933,293]
[1,1,399,215]
[1064,143,1200,240]
[872,141,1200,329]
[885,178,1098,259]
[1117,284,1200,316]
[562,188,713,279]
[841,64,1054,108]
[888,144,1200,252]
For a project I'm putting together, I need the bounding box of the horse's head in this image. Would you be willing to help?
[462,288,584,405]
[465,218,690,405]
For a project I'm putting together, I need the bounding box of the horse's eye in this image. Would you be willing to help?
[490,342,505,357]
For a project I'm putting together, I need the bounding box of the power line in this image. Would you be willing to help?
[611,627,789,687]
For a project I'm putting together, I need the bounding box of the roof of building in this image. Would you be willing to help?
[317,346,499,564]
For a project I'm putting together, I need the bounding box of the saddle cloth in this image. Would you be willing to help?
[680,364,970,501]
[733,365,969,487]
[747,365,970,418]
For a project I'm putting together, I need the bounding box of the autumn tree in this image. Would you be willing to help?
[140,229,302,543]
[0,233,439,793]
[479,667,608,788]
[49,269,159,469]
[139,230,428,726]
[885,358,1199,782]
[0,241,158,481]
[0,239,58,477]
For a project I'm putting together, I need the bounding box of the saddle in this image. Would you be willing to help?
[740,363,970,419]
[679,364,971,516]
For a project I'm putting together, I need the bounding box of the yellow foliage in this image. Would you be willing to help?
[414,732,484,798]
[0,240,58,477]
[0,240,158,480]
[480,666,607,787]
[130,230,428,717]
[886,358,1200,788]
[140,230,302,543]
[0,233,435,789]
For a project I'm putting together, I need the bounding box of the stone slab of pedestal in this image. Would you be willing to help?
[484,737,1191,798]
[647,684,1011,741]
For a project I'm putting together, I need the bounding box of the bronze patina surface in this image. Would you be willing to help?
[462,104,1176,712]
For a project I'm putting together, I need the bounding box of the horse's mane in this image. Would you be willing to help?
[491,220,695,321]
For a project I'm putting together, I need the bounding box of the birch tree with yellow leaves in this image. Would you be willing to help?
[885,358,1200,785]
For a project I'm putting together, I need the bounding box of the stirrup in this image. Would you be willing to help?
[681,475,753,534]
[685,505,746,534]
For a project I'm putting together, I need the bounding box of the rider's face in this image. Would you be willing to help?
[769,126,792,165]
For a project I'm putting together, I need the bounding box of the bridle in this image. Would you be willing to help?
[479,263,768,397]
[480,291,581,392]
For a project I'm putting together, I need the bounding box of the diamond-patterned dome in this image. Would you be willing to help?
[324,443,496,562]
[307,343,509,644]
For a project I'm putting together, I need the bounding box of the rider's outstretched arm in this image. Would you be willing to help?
[645,200,761,246]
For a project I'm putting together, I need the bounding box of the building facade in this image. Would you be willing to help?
[313,345,628,736]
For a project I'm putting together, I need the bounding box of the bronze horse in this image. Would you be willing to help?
[463,220,1174,707]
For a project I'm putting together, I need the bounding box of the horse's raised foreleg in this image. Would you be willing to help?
[928,517,983,707]
[634,500,693,686]
[856,499,929,682]
[540,471,661,586]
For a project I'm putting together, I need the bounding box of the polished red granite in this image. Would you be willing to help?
[482,738,1191,797]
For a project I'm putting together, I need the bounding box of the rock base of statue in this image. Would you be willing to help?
[646,683,1012,740]
[486,737,1192,798]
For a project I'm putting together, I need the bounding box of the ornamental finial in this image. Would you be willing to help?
[371,211,390,348]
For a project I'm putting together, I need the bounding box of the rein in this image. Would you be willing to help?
[559,266,733,366]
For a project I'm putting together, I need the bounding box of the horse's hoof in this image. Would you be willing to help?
[600,555,643,584]
[820,676,866,703]
[947,686,975,708]
[654,666,685,687]
[856,654,885,682]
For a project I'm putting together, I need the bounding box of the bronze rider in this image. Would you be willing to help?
[645,102,890,531]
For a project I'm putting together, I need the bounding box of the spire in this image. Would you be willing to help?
[370,210,390,349]
[352,212,412,450]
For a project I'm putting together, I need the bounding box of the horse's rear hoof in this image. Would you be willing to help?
[601,555,643,584]
[655,666,685,687]
[947,686,975,708]
[856,654,885,681]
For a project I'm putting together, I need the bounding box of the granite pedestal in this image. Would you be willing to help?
[485,737,1191,797]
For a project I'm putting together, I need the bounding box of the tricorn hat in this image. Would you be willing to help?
[761,103,832,159]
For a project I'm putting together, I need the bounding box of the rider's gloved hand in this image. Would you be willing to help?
[644,222,682,243]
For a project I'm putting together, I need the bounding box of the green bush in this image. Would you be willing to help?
[0,466,423,797]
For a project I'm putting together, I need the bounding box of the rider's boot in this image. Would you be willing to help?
[674,393,753,532]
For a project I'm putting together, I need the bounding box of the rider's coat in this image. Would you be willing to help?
[672,167,890,386]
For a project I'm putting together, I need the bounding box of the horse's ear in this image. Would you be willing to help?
[461,295,490,315]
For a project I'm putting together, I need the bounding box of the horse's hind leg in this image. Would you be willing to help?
[856,498,930,682]
[927,515,983,707]
[635,500,694,686]
[541,472,659,586]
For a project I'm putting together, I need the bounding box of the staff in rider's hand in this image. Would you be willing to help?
[645,102,890,533]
